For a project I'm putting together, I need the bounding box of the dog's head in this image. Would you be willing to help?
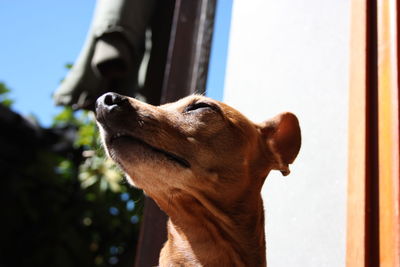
[95,93,301,205]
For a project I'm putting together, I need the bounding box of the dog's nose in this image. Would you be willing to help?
[97,92,127,108]
[95,92,131,122]
[96,92,129,111]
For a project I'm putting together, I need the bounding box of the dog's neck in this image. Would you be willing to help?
[152,185,267,267]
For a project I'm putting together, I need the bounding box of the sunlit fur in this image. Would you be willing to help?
[96,94,301,266]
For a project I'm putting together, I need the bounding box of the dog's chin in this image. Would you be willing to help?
[104,134,191,171]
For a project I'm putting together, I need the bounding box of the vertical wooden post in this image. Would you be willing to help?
[347,0,369,263]
[377,0,400,266]
[347,0,380,266]
[348,0,400,266]
[134,1,216,266]
[161,0,216,102]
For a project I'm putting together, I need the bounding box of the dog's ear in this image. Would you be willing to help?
[259,112,301,176]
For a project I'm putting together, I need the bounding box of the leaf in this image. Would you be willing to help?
[81,175,98,189]
[1,98,13,107]
[65,63,73,70]
[53,107,75,126]
[0,82,11,94]
[76,123,96,147]
[0,82,14,107]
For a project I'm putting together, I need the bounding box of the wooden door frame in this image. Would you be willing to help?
[377,0,400,265]
[347,0,400,266]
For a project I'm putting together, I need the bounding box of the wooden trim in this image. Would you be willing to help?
[134,198,168,267]
[347,0,368,264]
[348,0,400,265]
[161,0,216,102]
[377,0,400,266]
[347,0,380,266]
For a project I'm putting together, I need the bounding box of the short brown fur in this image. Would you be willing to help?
[95,93,301,266]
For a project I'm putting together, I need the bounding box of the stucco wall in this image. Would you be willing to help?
[223,1,350,266]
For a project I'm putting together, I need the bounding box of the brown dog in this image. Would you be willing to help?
[95,92,301,266]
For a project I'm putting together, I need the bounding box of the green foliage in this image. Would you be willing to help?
[0,82,14,107]
[1,95,144,266]
[53,108,144,267]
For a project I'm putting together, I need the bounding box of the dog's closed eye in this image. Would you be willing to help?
[184,102,219,113]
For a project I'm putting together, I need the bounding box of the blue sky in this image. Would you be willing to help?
[206,0,232,102]
[0,0,232,127]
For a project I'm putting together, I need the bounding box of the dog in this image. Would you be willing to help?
[95,92,301,266]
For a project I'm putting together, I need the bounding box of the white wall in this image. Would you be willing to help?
[223,1,350,266]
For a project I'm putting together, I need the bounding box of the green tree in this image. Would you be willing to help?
[0,82,143,267]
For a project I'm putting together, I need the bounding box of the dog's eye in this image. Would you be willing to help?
[184,102,216,113]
